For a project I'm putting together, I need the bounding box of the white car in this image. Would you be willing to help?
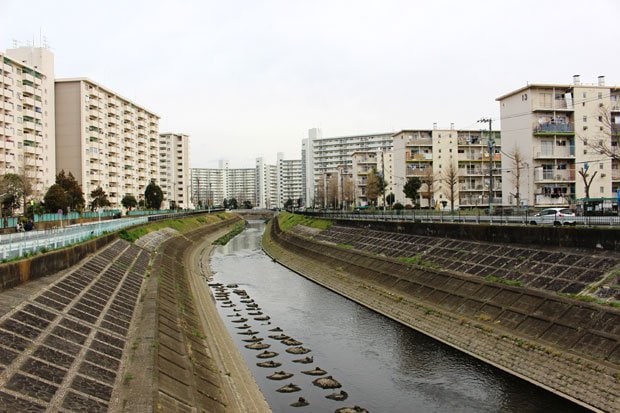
[529,208,576,226]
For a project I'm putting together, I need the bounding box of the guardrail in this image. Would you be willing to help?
[301,210,620,227]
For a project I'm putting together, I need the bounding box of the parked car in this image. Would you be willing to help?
[529,208,576,226]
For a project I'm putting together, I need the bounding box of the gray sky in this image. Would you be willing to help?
[2,0,618,168]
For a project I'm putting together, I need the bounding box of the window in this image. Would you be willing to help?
[583,115,587,122]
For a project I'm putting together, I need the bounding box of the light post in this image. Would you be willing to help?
[478,117,494,214]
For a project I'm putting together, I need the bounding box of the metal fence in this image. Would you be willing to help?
[302,209,620,227]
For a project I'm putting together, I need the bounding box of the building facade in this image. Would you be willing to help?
[276,152,303,209]
[55,78,160,209]
[256,157,277,209]
[0,47,55,198]
[497,75,619,208]
[302,128,393,208]
[159,133,190,209]
[393,126,502,210]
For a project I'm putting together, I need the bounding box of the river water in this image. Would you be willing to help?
[209,221,588,413]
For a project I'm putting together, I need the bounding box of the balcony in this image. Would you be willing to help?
[458,153,483,161]
[534,146,575,158]
[407,153,433,161]
[534,122,574,134]
[459,168,484,176]
[535,169,575,182]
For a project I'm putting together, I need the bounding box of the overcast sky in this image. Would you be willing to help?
[2,0,618,168]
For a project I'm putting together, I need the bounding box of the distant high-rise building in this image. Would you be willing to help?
[277,152,303,208]
[256,157,277,209]
[302,128,393,208]
[1,46,55,198]
[159,133,190,209]
[497,75,619,208]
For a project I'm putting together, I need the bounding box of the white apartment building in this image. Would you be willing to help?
[55,78,160,209]
[190,167,223,207]
[0,46,55,198]
[159,133,190,209]
[497,75,619,208]
[350,149,394,207]
[393,126,501,210]
[191,160,258,207]
[256,157,277,209]
[302,128,393,208]
[277,152,303,208]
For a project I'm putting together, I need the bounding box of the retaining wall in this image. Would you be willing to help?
[334,218,620,251]
[265,219,620,412]
[0,233,117,291]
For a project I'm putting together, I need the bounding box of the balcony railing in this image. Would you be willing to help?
[534,146,575,158]
[534,122,574,133]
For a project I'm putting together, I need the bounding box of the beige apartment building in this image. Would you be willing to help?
[0,47,55,198]
[55,78,160,209]
[497,75,619,208]
[350,149,394,207]
[159,133,190,209]
[393,126,501,210]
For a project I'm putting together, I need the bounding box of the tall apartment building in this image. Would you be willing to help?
[191,160,258,207]
[497,75,619,208]
[190,167,223,207]
[55,78,160,209]
[159,133,190,209]
[0,46,55,197]
[256,157,277,209]
[393,126,501,209]
[302,128,393,208]
[276,152,303,208]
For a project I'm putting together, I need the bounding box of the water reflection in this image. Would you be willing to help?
[209,221,588,413]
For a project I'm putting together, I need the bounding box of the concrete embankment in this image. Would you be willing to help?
[120,216,271,412]
[262,219,620,413]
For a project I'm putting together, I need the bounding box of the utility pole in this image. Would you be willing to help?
[478,118,494,214]
[381,150,386,211]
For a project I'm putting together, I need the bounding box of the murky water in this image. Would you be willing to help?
[209,221,589,413]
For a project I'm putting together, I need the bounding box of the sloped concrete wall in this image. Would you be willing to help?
[265,219,620,412]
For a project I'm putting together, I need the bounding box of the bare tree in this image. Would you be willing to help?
[366,170,380,206]
[343,176,355,209]
[443,163,459,213]
[420,167,435,208]
[506,148,525,207]
[327,173,339,208]
[315,175,326,208]
[577,166,597,199]
[579,105,618,160]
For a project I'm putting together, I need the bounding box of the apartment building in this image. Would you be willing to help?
[497,75,619,208]
[190,167,223,207]
[350,149,394,207]
[159,132,190,209]
[55,79,159,209]
[302,128,393,207]
[276,152,303,208]
[0,47,55,197]
[393,126,501,210]
[256,157,277,209]
[191,160,258,207]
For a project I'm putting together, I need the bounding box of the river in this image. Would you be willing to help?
[209,221,588,413]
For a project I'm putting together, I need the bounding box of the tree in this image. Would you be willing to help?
[443,163,459,213]
[327,173,339,208]
[284,198,294,210]
[228,198,239,209]
[56,170,85,212]
[343,176,355,210]
[420,167,435,208]
[366,168,386,207]
[403,177,422,206]
[121,194,137,211]
[90,186,111,211]
[144,180,164,210]
[506,148,526,207]
[0,174,23,215]
[43,184,69,213]
[386,193,395,207]
[578,165,597,200]
[242,200,253,209]
[579,105,618,161]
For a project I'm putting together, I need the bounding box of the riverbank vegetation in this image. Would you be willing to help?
[278,212,332,232]
[119,213,230,242]
[212,221,246,245]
